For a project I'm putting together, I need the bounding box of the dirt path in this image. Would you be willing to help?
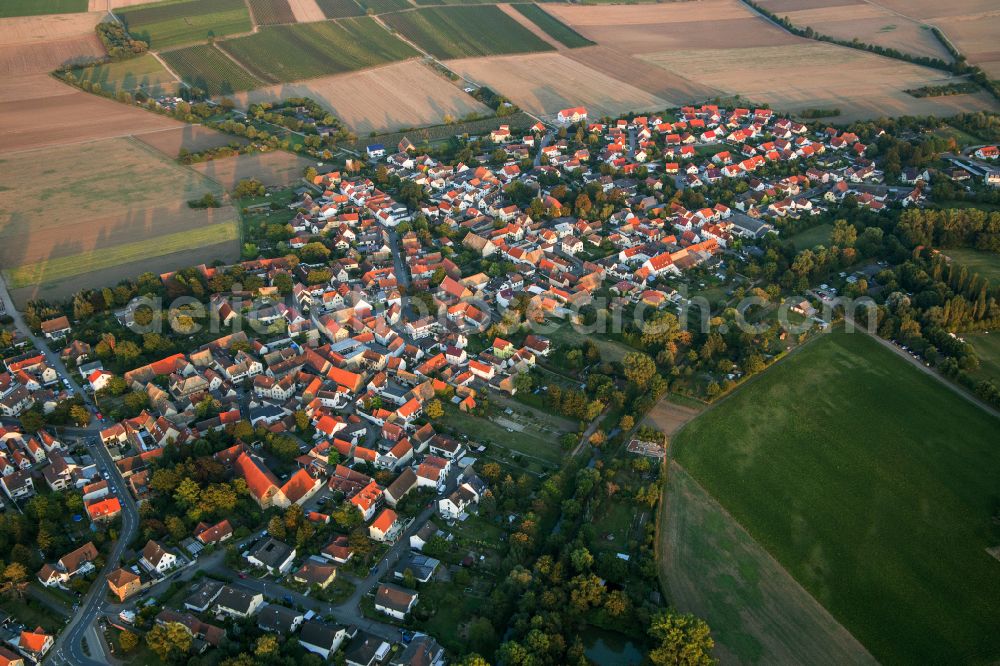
[658,462,878,665]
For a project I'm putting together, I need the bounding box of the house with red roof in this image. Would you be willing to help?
[369,508,402,542]
[85,496,121,523]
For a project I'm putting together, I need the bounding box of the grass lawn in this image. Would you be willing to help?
[0,0,86,16]
[788,223,833,250]
[69,53,178,95]
[511,4,594,48]
[219,18,416,83]
[4,220,238,288]
[440,403,564,464]
[382,6,555,59]
[659,464,877,665]
[160,44,262,96]
[119,0,253,50]
[966,330,1000,383]
[674,330,1000,665]
[943,247,1000,285]
[0,597,65,633]
[548,321,637,364]
[416,580,496,654]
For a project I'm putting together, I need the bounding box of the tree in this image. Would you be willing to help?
[513,372,534,394]
[622,351,657,388]
[267,515,286,540]
[19,410,45,433]
[70,405,91,427]
[255,634,279,658]
[648,611,716,666]
[173,478,201,508]
[294,409,311,432]
[119,629,139,652]
[425,399,444,420]
[145,622,192,662]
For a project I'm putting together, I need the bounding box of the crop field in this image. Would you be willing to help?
[640,42,998,121]
[161,44,262,95]
[135,125,248,157]
[0,0,88,17]
[191,150,316,188]
[355,0,411,13]
[0,78,184,153]
[68,53,178,94]
[0,137,236,293]
[673,330,1000,665]
[219,18,417,82]
[314,0,364,18]
[659,464,877,665]
[511,4,593,48]
[232,60,489,134]
[118,0,253,49]
[382,6,554,59]
[758,0,952,62]
[448,52,670,118]
[247,0,296,25]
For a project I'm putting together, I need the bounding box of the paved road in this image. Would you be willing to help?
[533,130,554,168]
[1,277,141,666]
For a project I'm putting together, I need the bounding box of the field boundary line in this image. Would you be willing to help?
[212,40,277,84]
[148,50,184,85]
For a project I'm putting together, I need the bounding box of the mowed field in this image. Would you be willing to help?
[219,18,417,83]
[758,0,952,62]
[382,6,554,59]
[161,44,262,95]
[118,0,253,49]
[231,60,489,134]
[191,150,315,188]
[135,124,249,158]
[673,330,1000,664]
[69,52,179,94]
[448,52,672,118]
[0,137,237,290]
[640,43,998,121]
[659,464,877,665]
[0,11,105,77]
[545,0,799,54]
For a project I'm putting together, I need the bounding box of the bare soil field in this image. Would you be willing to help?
[447,52,672,119]
[546,0,797,54]
[640,42,999,121]
[761,0,862,11]
[287,0,326,22]
[0,11,102,45]
[644,397,703,438]
[230,60,489,134]
[0,35,104,76]
[870,0,995,20]
[0,83,184,153]
[0,73,79,103]
[658,463,878,665]
[778,4,952,61]
[565,45,719,104]
[191,150,315,188]
[135,125,249,158]
[934,13,1000,78]
[92,0,174,8]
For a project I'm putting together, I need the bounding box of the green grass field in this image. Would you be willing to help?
[966,331,1000,383]
[512,3,594,48]
[219,18,417,83]
[440,404,564,464]
[382,6,554,58]
[119,0,253,49]
[315,0,365,18]
[161,44,262,95]
[674,330,1000,665]
[69,53,178,95]
[0,0,87,17]
[787,223,833,250]
[944,247,1000,286]
[5,221,239,289]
